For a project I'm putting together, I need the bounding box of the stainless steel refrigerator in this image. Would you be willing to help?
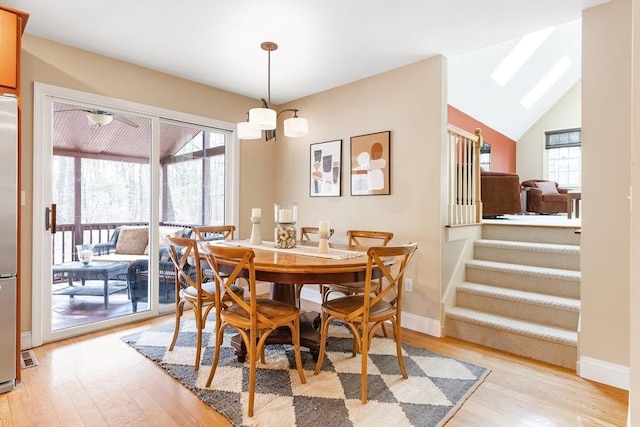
[0,94,18,394]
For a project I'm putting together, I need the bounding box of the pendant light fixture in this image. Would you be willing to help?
[237,42,309,141]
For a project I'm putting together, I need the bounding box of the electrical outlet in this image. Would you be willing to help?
[404,278,413,292]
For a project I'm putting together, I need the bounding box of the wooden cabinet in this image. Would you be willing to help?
[0,5,28,95]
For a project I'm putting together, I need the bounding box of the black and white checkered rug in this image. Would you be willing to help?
[122,318,489,427]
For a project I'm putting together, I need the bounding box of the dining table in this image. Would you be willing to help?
[206,239,380,362]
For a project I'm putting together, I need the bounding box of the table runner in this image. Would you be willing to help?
[216,239,366,260]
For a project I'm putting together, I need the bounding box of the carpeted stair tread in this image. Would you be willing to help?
[446,306,577,346]
[481,223,581,245]
[466,259,580,281]
[473,239,580,271]
[475,239,579,254]
[457,282,580,311]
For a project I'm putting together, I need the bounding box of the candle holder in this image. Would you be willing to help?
[318,230,329,254]
[250,216,262,245]
[274,203,297,249]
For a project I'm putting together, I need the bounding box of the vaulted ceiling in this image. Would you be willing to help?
[8,0,607,141]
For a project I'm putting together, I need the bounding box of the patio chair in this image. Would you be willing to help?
[126,248,177,312]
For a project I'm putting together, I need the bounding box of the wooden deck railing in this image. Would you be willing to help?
[52,221,193,264]
[447,126,483,226]
[52,222,143,265]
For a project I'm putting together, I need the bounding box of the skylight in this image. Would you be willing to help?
[490,27,555,87]
[520,55,572,109]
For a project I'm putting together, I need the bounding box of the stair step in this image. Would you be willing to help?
[456,282,580,329]
[465,259,580,299]
[474,239,580,271]
[446,306,577,345]
[482,223,581,245]
[446,307,577,369]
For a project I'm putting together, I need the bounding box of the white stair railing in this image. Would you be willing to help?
[447,126,482,226]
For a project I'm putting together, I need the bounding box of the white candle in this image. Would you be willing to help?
[252,208,261,218]
[280,208,293,223]
[319,221,329,234]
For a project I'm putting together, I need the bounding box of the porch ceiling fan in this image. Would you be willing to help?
[54,108,140,128]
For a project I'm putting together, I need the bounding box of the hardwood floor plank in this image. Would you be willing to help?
[2,305,628,427]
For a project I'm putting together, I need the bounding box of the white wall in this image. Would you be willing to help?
[517,81,581,183]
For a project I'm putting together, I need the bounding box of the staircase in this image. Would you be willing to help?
[445,222,581,369]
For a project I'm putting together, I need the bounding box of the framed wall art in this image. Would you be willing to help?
[350,130,391,195]
[310,139,342,197]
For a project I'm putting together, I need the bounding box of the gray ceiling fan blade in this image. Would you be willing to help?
[55,108,139,128]
[113,115,140,128]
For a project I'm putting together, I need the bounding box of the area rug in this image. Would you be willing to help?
[122,318,489,427]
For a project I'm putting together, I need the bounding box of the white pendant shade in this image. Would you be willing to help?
[87,113,113,126]
[240,42,309,142]
[249,107,277,130]
[237,121,262,140]
[284,116,309,137]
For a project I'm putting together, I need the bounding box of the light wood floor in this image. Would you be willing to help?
[1,301,628,427]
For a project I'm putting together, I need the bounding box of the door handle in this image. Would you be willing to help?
[45,204,57,234]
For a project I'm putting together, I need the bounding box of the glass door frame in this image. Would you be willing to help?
[31,82,239,346]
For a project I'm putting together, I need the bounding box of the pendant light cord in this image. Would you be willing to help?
[267,48,271,107]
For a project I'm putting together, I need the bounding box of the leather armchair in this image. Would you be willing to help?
[521,179,569,214]
[481,171,522,218]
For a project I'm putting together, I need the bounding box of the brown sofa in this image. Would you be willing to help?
[521,179,569,214]
[481,171,522,218]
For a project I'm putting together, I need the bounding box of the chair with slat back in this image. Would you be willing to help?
[202,243,306,418]
[314,243,418,404]
[295,226,336,305]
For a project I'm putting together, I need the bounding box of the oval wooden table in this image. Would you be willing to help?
[210,241,375,362]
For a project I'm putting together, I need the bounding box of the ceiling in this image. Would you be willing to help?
[8,0,608,141]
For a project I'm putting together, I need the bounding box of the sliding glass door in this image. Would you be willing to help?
[32,83,238,345]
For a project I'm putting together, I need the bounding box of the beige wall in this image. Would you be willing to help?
[630,0,639,420]
[19,34,277,332]
[276,57,447,322]
[581,0,632,370]
[517,81,581,183]
[17,2,637,387]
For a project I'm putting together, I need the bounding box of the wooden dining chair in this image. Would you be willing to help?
[313,242,418,404]
[322,229,394,302]
[300,226,335,242]
[295,226,336,305]
[193,224,236,242]
[165,235,215,371]
[202,243,306,418]
[193,225,237,282]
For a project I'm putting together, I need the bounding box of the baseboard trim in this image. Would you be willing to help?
[21,331,32,351]
[579,356,630,390]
